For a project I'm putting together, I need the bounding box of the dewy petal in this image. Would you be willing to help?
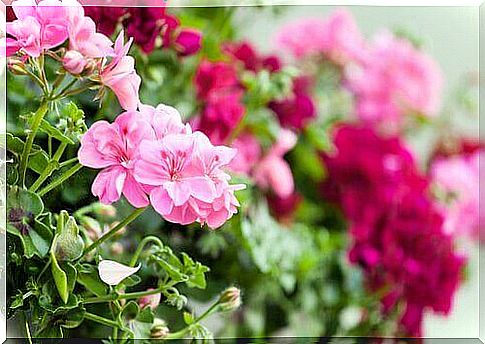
[91,166,127,205]
[98,260,141,286]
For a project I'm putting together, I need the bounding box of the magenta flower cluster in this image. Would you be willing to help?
[321,125,465,336]
[83,6,202,56]
[78,105,244,229]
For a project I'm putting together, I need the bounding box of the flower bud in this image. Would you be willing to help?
[8,58,28,75]
[53,211,84,261]
[150,318,169,339]
[218,286,241,312]
[63,50,87,75]
[110,242,124,255]
[79,216,102,241]
[174,29,202,57]
[92,203,117,218]
[138,289,161,310]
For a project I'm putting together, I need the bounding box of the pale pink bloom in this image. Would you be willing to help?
[7,0,70,57]
[66,2,113,58]
[138,289,161,310]
[63,49,87,74]
[100,31,141,111]
[98,260,140,286]
[346,31,443,132]
[228,133,262,175]
[431,151,481,239]
[274,9,365,64]
[139,103,191,139]
[78,111,155,208]
[134,134,216,208]
[253,129,297,198]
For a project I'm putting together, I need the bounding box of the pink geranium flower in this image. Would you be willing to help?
[7,0,70,57]
[346,31,443,133]
[274,9,365,65]
[431,150,481,239]
[78,111,155,208]
[100,31,141,111]
[253,129,297,198]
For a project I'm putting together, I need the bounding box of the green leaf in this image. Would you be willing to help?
[183,311,194,325]
[77,264,108,297]
[119,301,154,339]
[51,245,69,303]
[39,119,75,144]
[7,186,53,258]
[5,133,49,174]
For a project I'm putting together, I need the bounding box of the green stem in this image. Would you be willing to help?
[19,100,49,187]
[84,312,120,328]
[166,302,220,339]
[37,163,83,197]
[84,284,169,304]
[51,78,78,100]
[129,236,164,267]
[29,142,68,192]
[82,207,147,257]
[59,157,79,168]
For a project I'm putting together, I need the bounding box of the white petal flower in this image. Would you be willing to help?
[98,260,140,286]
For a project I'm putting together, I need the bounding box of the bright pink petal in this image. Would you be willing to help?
[92,166,127,204]
[123,173,149,208]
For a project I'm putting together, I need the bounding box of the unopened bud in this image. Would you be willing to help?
[79,216,102,241]
[8,59,27,75]
[54,211,84,261]
[138,289,161,310]
[63,50,87,75]
[92,203,117,218]
[150,318,169,339]
[218,287,241,312]
[110,242,124,255]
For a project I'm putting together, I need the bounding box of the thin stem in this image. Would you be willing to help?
[30,142,68,192]
[51,78,78,100]
[82,207,147,257]
[59,157,78,168]
[84,284,169,304]
[84,312,120,328]
[166,302,220,339]
[19,100,49,187]
[24,68,47,93]
[37,163,83,197]
[129,236,164,267]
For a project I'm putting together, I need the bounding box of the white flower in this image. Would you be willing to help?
[98,260,140,286]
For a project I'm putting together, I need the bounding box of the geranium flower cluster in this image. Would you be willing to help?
[78,104,244,229]
[6,0,141,111]
[346,31,443,133]
[192,60,245,144]
[84,6,202,56]
[321,125,465,336]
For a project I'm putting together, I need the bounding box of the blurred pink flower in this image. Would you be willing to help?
[431,150,481,239]
[274,9,365,65]
[174,28,202,57]
[223,40,282,73]
[253,129,297,198]
[100,31,141,111]
[194,60,240,99]
[346,31,443,133]
[7,0,70,57]
[228,133,262,175]
[78,111,155,208]
[123,7,166,54]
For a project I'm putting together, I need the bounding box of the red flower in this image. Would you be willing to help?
[84,6,125,37]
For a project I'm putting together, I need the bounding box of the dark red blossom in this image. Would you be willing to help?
[83,6,125,37]
[269,76,316,130]
[123,7,167,54]
[223,40,281,73]
[267,192,302,223]
[174,28,202,56]
[322,125,465,337]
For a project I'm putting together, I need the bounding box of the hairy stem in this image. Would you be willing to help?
[29,142,68,192]
[37,162,83,196]
[129,236,164,267]
[166,301,220,339]
[19,100,49,187]
[83,283,173,304]
[82,207,147,257]
[84,312,119,328]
